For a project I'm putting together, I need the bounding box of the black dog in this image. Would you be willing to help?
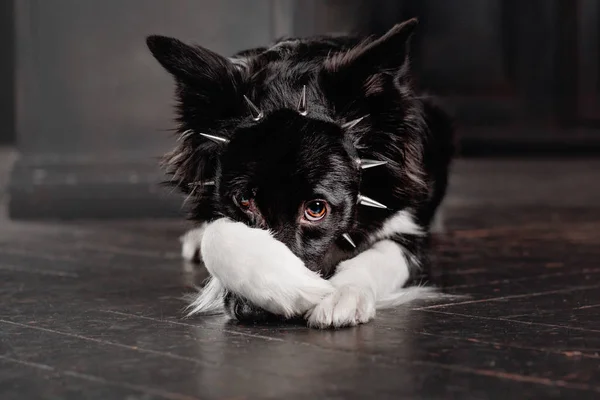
[147,18,454,328]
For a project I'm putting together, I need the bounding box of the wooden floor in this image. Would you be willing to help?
[1,160,600,399]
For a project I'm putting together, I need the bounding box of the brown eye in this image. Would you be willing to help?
[235,193,251,209]
[304,200,328,221]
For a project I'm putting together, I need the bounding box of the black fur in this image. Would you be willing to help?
[147,19,454,321]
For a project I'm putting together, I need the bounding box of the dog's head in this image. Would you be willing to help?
[147,19,427,274]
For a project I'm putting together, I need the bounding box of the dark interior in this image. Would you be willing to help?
[1,1,598,399]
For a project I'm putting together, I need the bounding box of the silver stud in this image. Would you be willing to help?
[243,95,263,121]
[358,194,388,209]
[342,116,366,129]
[358,159,388,169]
[342,233,357,248]
[199,133,229,144]
[297,85,308,116]
[188,180,215,187]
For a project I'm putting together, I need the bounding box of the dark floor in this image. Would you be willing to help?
[1,158,600,399]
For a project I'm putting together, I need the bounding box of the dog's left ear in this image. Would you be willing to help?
[320,19,418,111]
[325,18,417,76]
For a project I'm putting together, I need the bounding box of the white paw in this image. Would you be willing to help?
[180,225,206,262]
[306,286,376,329]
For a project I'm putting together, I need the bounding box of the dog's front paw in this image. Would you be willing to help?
[306,286,375,329]
[180,225,206,263]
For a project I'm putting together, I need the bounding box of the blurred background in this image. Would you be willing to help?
[1,0,599,220]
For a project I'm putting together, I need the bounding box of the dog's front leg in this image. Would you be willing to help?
[306,240,413,329]
[180,224,207,263]
[198,218,335,319]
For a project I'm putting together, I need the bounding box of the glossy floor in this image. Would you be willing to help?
[1,203,599,399]
[2,154,600,400]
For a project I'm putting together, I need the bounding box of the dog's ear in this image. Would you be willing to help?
[323,18,417,79]
[146,35,238,85]
[320,19,418,111]
[147,35,243,123]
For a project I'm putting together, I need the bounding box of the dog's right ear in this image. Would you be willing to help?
[147,35,244,124]
[146,35,239,88]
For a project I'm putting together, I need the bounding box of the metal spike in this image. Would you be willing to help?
[358,194,388,209]
[342,233,357,248]
[342,116,366,130]
[188,180,215,187]
[199,133,229,144]
[243,95,264,121]
[297,85,308,116]
[359,159,388,169]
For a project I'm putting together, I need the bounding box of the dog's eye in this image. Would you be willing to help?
[234,193,251,209]
[304,200,328,221]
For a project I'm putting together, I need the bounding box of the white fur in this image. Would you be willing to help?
[369,210,424,243]
[184,211,438,328]
[376,285,440,308]
[306,285,375,328]
[307,240,415,328]
[185,276,226,315]
[180,224,207,261]
[198,218,334,318]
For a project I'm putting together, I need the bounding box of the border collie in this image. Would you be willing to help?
[146,18,454,328]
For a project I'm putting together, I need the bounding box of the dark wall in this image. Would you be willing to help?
[297,0,600,155]
[0,0,14,144]
[9,0,289,219]
[14,0,277,157]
